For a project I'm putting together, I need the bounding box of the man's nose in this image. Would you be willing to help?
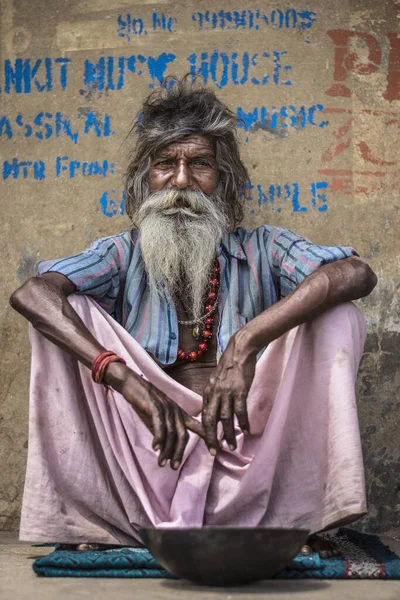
[171,161,192,189]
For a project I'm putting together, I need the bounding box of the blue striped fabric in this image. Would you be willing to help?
[37,226,357,364]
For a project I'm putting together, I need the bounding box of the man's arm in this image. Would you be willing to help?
[201,257,377,453]
[236,256,377,355]
[11,273,108,368]
[10,273,204,468]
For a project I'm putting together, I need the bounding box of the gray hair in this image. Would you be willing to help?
[124,76,250,231]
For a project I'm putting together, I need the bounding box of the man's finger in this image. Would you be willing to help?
[202,392,220,455]
[158,405,177,466]
[234,394,250,434]
[171,411,189,470]
[149,405,166,452]
[220,395,236,450]
[184,414,205,439]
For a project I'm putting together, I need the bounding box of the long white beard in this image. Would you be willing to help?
[137,189,229,321]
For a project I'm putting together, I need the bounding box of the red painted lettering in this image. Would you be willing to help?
[383,33,400,102]
[326,30,381,97]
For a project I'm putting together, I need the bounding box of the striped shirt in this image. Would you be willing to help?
[37,226,357,364]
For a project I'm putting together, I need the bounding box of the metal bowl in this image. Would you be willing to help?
[139,526,309,586]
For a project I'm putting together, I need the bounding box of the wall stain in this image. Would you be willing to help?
[251,118,290,138]
[79,82,109,101]
[77,106,102,119]
[16,247,38,283]
[355,330,400,533]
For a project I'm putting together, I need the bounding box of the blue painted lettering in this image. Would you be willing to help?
[257,183,301,212]
[55,113,79,144]
[146,53,176,88]
[56,156,114,178]
[152,13,177,32]
[33,112,53,140]
[291,183,307,212]
[231,52,250,85]
[0,116,13,138]
[117,13,176,40]
[117,15,146,40]
[100,190,126,217]
[82,112,114,137]
[247,181,329,213]
[0,111,115,142]
[83,53,176,92]
[0,57,71,94]
[191,9,316,31]
[273,51,292,85]
[2,158,46,180]
[311,181,328,212]
[237,104,327,135]
[189,50,292,88]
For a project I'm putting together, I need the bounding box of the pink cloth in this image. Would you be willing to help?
[20,296,367,544]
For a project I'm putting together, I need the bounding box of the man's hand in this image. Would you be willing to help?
[201,257,377,457]
[107,363,204,470]
[201,334,257,454]
[10,274,205,471]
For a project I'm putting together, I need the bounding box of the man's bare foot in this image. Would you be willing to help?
[300,534,340,558]
[59,543,124,551]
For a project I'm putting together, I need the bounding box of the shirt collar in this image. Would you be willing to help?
[220,231,247,260]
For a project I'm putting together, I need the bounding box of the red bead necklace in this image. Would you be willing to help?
[177,260,220,362]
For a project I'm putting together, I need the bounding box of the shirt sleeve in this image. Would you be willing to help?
[265,227,358,299]
[37,232,132,313]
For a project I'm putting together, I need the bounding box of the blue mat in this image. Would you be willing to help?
[32,528,400,579]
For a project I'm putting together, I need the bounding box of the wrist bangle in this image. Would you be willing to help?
[92,351,126,385]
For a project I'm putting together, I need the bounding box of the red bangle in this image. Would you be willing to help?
[92,351,126,384]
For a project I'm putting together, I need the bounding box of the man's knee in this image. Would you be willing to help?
[315,302,367,348]
[330,301,366,329]
[66,294,107,328]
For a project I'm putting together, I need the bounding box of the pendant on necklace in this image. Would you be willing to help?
[192,326,201,340]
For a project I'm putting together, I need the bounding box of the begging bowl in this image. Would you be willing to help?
[139,526,309,586]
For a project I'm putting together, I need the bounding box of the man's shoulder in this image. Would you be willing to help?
[97,228,137,244]
[88,229,138,252]
[222,225,286,260]
[231,224,283,244]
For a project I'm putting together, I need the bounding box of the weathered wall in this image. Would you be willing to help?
[0,0,399,533]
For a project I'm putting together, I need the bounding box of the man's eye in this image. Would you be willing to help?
[193,160,211,167]
[155,160,173,167]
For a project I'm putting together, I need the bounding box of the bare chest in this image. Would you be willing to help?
[162,304,219,396]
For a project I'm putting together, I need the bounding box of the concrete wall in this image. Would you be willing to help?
[1,0,399,533]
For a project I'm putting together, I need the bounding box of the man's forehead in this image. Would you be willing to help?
[155,134,214,156]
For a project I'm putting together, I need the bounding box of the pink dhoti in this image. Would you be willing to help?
[20,296,367,544]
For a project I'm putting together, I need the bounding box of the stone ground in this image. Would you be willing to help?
[1,531,400,600]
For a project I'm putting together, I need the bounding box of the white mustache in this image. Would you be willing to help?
[161,206,201,218]
[137,189,212,222]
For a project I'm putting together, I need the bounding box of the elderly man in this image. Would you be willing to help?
[11,78,376,556]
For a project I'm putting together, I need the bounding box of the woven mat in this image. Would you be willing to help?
[32,528,400,579]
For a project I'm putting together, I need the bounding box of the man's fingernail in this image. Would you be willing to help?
[160,459,167,466]
[209,448,217,456]
[229,444,236,451]
[154,444,161,452]
[242,429,249,436]
[172,461,180,470]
